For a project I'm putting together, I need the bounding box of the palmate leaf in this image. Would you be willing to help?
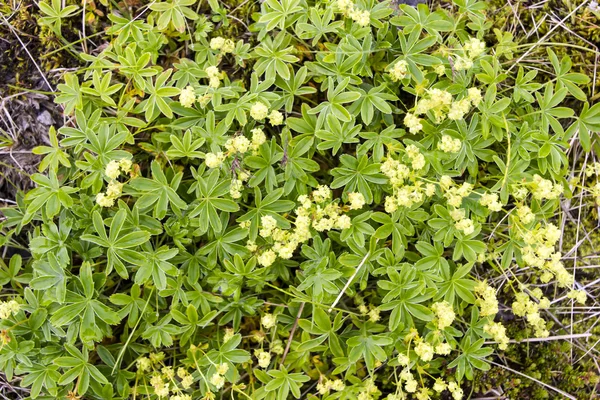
[347,85,397,125]
[150,0,199,32]
[566,102,600,152]
[258,0,303,32]
[448,337,493,381]
[54,73,82,115]
[253,32,299,81]
[134,243,179,290]
[390,3,453,35]
[32,126,71,172]
[436,261,478,305]
[315,114,360,155]
[136,69,180,122]
[81,210,150,278]
[80,71,123,106]
[237,187,295,241]
[166,130,205,159]
[347,323,393,373]
[54,344,109,395]
[263,366,310,399]
[330,154,386,203]
[245,138,283,192]
[49,265,120,344]
[38,0,78,33]
[18,363,61,399]
[128,161,188,219]
[30,253,67,304]
[188,169,240,235]
[308,77,361,128]
[23,171,78,225]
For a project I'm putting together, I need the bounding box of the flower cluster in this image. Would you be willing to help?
[454,37,486,71]
[440,176,473,208]
[230,170,249,199]
[512,289,550,338]
[484,322,509,350]
[261,313,277,329]
[337,0,370,26]
[479,193,503,212]
[209,363,229,390]
[205,66,222,88]
[431,301,455,330]
[250,102,269,120]
[519,223,573,287]
[254,349,271,368]
[380,151,436,212]
[96,159,132,207]
[408,88,482,132]
[0,299,20,320]
[206,128,268,175]
[209,36,235,53]
[316,378,345,395]
[567,289,587,304]
[347,192,366,210]
[252,186,352,266]
[474,281,499,317]
[438,135,462,153]
[179,86,196,108]
[389,60,409,82]
[529,174,563,200]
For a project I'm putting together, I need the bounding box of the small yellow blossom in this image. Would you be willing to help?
[96,193,115,208]
[255,349,271,368]
[250,102,269,120]
[258,250,277,267]
[438,135,462,153]
[414,340,434,362]
[435,342,452,355]
[484,321,509,350]
[205,152,226,169]
[179,86,196,108]
[105,160,121,179]
[389,60,409,81]
[210,37,226,51]
[404,112,423,134]
[567,289,587,304]
[348,192,366,209]
[479,193,502,212]
[431,301,455,330]
[268,110,284,126]
[261,313,277,329]
[209,372,225,389]
[464,37,486,58]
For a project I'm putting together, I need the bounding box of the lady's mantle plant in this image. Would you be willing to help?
[2,0,600,399]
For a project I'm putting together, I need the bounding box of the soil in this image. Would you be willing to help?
[0,1,78,205]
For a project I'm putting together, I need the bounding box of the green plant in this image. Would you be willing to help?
[1,0,600,399]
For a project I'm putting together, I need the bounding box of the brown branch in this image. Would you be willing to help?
[280,302,305,367]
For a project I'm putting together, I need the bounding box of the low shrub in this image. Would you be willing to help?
[1,0,600,398]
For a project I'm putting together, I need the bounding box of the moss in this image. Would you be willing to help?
[484,0,600,98]
[474,322,600,399]
[473,216,600,399]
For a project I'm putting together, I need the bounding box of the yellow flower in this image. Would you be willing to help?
[250,102,269,120]
[96,193,115,208]
[268,110,284,126]
[389,60,409,81]
[105,160,121,179]
[179,86,196,108]
[210,37,225,50]
[347,192,366,210]
[431,301,455,330]
[403,112,423,134]
[261,313,277,329]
